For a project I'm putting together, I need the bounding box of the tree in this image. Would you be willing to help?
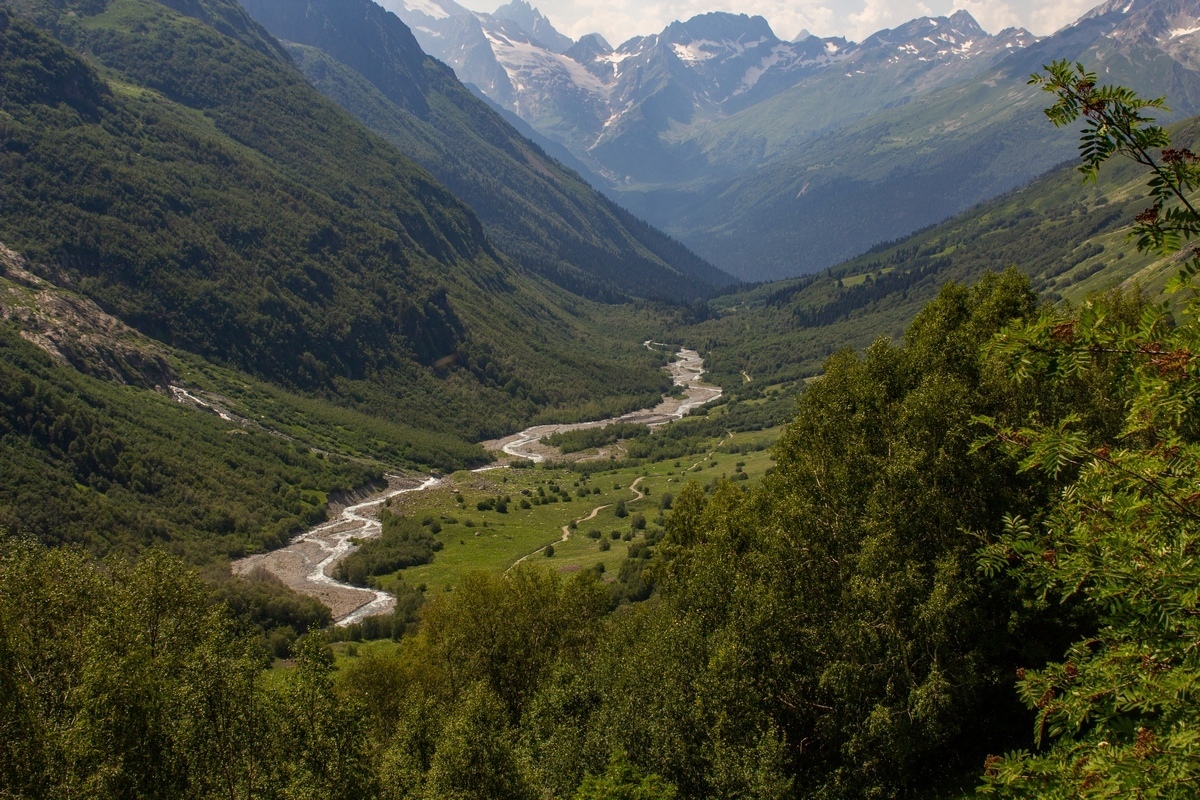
[574,753,677,800]
[1030,60,1200,274]
[423,682,533,800]
[979,63,1200,797]
[275,633,376,800]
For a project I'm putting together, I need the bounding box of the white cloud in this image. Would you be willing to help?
[449,0,1100,46]
[957,0,1022,32]
[1028,0,1097,33]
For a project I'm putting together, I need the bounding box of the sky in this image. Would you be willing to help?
[455,0,1103,46]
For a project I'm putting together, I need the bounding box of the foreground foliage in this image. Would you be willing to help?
[7,268,1200,798]
[975,61,1200,798]
[8,55,1200,799]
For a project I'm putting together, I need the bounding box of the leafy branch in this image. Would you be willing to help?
[1031,60,1200,266]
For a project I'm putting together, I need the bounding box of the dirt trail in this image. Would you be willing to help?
[628,475,646,502]
[510,476,647,570]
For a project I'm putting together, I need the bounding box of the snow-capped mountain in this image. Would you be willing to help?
[594,13,849,120]
[378,1,1035,180]
[494,0,573,52]
[367,0,1200,281]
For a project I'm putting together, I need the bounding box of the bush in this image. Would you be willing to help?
[614,500,627,518]
[332,511,443,586]
[544,545,555,557]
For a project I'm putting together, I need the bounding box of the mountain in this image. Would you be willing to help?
[493,0,572,53]
[384,0,1200,282]
[0,0,688,468]
[617,0,1200,280]
[239,0,731,301]
[577,13,851,182]
[672,113,1200,393]
[382,2,854,179]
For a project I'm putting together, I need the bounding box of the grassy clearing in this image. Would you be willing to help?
[372,427,782,593]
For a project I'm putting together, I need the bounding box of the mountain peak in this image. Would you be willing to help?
[948,9,986,35]
[492,0,574,52]
[577,32,611,51]
[664,12,778,45]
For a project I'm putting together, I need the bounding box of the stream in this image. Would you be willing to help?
[487,343,723,463]
[231,344,721,624]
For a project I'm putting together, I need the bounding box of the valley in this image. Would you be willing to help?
[486,344,722,462]
[239,342,735,623]
[383,0,1200,279]
[5,0,1200,796]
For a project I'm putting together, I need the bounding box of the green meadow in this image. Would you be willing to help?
[372,426,781,593]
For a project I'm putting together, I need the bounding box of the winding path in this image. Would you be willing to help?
[232,343,721,624]
[508,476,648,570]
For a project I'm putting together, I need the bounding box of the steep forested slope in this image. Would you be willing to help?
[675,115,1200,392]
[238,0,731,302]
[0,0,700,560]
[0,0,672,446]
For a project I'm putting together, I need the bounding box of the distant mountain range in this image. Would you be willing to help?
[240,0,731,302]
[381,0,1200,280]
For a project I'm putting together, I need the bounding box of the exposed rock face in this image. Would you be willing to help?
[0,244,173,389]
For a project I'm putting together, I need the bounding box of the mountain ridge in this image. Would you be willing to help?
[239,0,731,301]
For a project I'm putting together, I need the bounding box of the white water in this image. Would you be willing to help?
[489,344,723,463]
[233,344,720,624]
[324,477,440,626]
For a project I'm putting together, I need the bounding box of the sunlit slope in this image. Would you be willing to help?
[0,0,673,444]
[675,115,1200,389]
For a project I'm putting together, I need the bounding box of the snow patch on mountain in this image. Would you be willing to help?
[405,0,449,19]
[484,29,608,95]
[672,40,719,62]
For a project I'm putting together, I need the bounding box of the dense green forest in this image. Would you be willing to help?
[0,0,674,445]
[10,262,1200,796]
[5,2,1200,793]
